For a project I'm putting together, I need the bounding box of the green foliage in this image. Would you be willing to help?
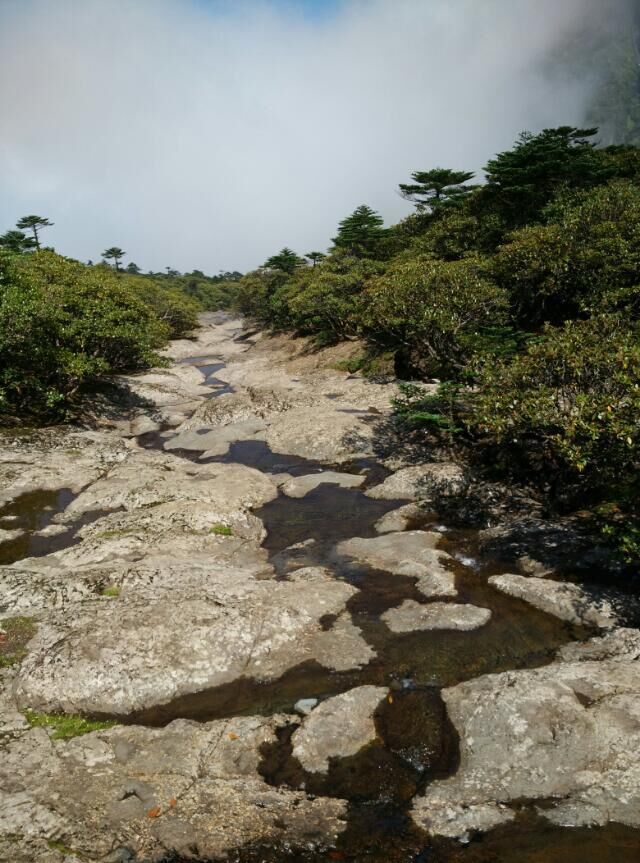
[332,205,388,259]
[101,585,121,597]
[264,248,305,274]
[0,230,36,254]
[0,251,169,419]
[362,255,508,376]
[209,522,233,536]
[125,275,199,337]
[493,180,640,325]
[24,709,117,740]
[102,246,126,270]
[393,381,464,440]
[16,215,53,251]
[482,127,612,228]
[283,252,384,342]
[0,616,36,667]
[399,168,476,213]
[470,315,640,492]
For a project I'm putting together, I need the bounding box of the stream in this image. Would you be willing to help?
[1,317,639,862]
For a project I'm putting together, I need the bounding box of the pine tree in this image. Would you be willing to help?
[16,215,53,251]
[399,168,476,213]
[102,247,126,271]
[264,248,304,274]
[332,205,386,258]
[0,230,36,253]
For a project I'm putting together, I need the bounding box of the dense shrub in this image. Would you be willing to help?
[493,180,640,326]
[362,255,508,376]
[470,314,640,493]
[0,251,169,418]
[127,276,199,337]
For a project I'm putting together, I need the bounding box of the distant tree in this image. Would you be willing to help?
[0,230,36,254]
[126,262,141,274]
[483,127,613,226]
[305,251,326,267]
[332,205,387,258]
[165,267,180,277]
[102,247,126,271]
[87,259,94,266]
[16,215,53,251]
[399,168,476,213]
[264,248,304,274]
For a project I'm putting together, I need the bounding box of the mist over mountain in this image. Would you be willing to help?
[0,0,637,272]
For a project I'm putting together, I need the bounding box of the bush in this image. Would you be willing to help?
[284,252,384,342]
[470,314,640,496]
[493,180,640,326]
[0,251,169,419]
[126,276,200,337]
[362,255,509,376]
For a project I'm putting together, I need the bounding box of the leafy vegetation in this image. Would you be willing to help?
[233,125,640,562]
[24,709,117,739]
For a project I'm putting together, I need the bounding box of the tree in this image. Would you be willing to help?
[16,215,53,251]
[305,251,326,267]
[126,262,141,274]
[102,247,126,271]
[482,127,613,227]
[264,247,304,274]
[0,230,36,254]
[399,168,476,213]
[332,205,387,258]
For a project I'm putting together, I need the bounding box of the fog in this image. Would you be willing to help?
[0,0,632,272]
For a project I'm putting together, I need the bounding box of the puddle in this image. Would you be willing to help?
[0,488,75,565]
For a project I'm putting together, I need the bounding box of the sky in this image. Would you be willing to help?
[0,0,630,274]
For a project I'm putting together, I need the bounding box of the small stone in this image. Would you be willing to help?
[294,698,319,716]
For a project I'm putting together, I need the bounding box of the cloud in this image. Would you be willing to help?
[0,0,629,272]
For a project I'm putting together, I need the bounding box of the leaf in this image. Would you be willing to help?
[227,731,239,741]
[147,806,162,819]
[168,797,177,809]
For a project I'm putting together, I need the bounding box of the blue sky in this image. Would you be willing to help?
[196,0,343,20]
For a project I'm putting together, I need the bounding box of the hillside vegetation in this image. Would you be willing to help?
[234,127,640,562]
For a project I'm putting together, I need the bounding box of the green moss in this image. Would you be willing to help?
[0,616,36,668]
[332,354,366,374]
[101,585,120,598]
[209,522,233,536]
[24,709,117,740]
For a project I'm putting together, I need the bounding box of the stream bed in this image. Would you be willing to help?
[2,329,639,863]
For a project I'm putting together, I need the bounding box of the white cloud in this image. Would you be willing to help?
[0,0,625,272]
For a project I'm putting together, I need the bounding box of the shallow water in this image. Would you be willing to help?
[5,338,640,862]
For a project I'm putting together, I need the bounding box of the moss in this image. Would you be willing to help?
[24,709,117,740]
[101,585,120,598]
[209,522,233,536]
[332,354,366,374]
[0,616,37,668]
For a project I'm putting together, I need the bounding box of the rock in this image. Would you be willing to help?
[366,463,466,501]
[0,716,348,863]
[336,532,457,599]
[165,419,267,456]
[281,472,365,498]
[266,405,377,463]
[411,629,640,838]
[128,414,161,437]
[0,528,25,546]
[374,503,423,534]
[291,686,388,773]
[489,574,618,627]
[13,568,373,715]
[382,600,491,633]
[294,698,319,716]
[58,453,278,521]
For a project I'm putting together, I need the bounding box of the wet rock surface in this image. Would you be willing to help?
[382,600,492,633]
[1,313,639,862]
[291,685,389,773]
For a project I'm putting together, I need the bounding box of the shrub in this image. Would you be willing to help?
[0,250,169,419]
[126,276,200,337]
[469,314,640,506]
[493,180,640,326]
[362,255,508,376]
